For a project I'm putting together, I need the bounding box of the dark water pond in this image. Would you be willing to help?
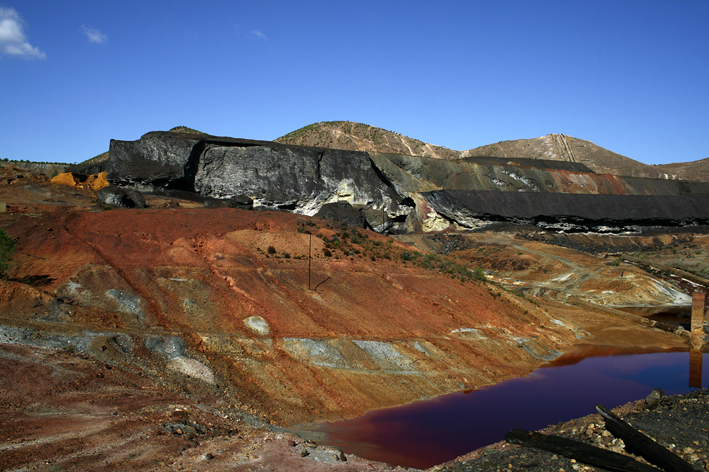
[618,305,693,329]
[314,346,708,469]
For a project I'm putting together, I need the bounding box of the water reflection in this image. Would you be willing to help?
[314,346,708,470]
[691,349,703,388]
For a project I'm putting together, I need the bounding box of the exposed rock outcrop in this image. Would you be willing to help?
[98,185,147,208]
[74,131,709,234]
[424,190,709,232]
[315,201,367,228]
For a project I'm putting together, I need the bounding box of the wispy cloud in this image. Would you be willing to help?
[81,24,107,44]
[0,7,46,59]
[252,30,267,40]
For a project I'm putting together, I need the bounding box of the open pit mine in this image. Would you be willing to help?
[0,130,707,471]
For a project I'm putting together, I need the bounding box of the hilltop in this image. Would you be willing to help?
[71,122,707,183]
[463,134,693,180]
[275,121,461,160]
[276,122,708,182]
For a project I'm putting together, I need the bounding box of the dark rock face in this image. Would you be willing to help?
[90,131,709,234]
[194,145,403,216]
[203,195,253,210]
[424,190,709,232]
[98,186,147,208]
[105,131,203,191]
[98,132,412,227]
[315,202,367,228]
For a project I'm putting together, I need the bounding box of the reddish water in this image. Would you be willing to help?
[315,346,708,469]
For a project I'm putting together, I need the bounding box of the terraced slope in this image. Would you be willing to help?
[463,134,678,180]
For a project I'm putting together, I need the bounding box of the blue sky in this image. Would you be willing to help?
[1,0,707,165]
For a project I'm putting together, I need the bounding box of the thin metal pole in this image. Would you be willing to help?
[308,233,312,291]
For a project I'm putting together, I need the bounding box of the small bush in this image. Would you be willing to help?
[267,246,276,255]
[0,230,17,279]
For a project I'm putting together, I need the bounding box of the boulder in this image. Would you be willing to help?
[315,202,367,228]
[105,131,204,191]
[194,145,404,217]
[98,186,147,208]
[363,208,394,233]
[203,195,253,210]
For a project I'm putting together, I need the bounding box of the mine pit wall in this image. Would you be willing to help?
[370,152,709,196]
[3,204,595,426]
[86,132,709,235]
[424,190,709,233]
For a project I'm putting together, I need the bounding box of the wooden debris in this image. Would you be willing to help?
[596,404,700,472]
[506,428,663,472]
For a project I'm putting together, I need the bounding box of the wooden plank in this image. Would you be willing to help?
[505,428,664,472]
[596,404,700,472]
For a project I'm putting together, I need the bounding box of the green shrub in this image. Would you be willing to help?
[0,230,17,279]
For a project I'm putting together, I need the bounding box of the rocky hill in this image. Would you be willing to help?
[463,134,682,180]
[71,131,709,235]
[656,156,709,182]
[78,122,707,182]
[275,121,461,160]
[275,123,708,182]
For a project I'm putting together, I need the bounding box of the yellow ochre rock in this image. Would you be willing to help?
[51,171,109,190]
[50,172,77,187]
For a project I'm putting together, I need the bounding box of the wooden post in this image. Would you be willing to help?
[691,291,706,350]
[692,291,705,332]
[689,349,703,389]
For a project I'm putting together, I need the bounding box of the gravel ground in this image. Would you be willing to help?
[433,388,709,472]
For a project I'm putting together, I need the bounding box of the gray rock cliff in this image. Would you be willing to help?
[80,130,709,234]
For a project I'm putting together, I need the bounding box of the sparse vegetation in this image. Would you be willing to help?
[169,126,206,134]
[314,226,486,283]
[274,121,460,158]
[0,230,17,279]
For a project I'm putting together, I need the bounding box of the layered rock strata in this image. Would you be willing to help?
[73,131,709,234]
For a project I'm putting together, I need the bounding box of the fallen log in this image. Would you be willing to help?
[596,404,700,472]
[505,428,663,472]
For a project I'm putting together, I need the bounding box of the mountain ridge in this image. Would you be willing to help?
[77,122,708,182]
[276,122,708,182]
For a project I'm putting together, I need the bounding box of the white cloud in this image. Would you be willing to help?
[0,7,46,59]
[81,24,107,44]
[252,30,267,40]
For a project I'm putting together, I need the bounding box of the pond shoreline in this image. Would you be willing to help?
[308,346,707,469]
[437,386,709,471]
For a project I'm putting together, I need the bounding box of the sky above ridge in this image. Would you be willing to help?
[1,0,707,165]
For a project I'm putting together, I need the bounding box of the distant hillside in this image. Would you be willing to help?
[275,121,461,160]
[277,124,709,181]
[655,156,709,182]
[462,134,678,180]
[78,123,708,182]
